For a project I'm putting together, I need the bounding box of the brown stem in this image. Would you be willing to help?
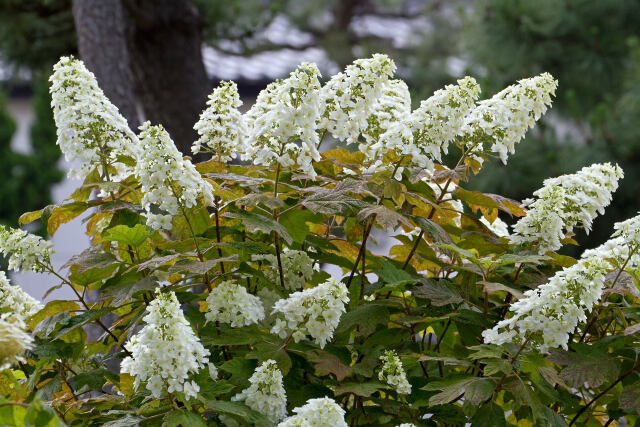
[214,195,225,274]
[569,361,640,425]
[483,290,489,320]
[170,180,211,289]
[485,337,530,404]
[274,232,286,289]
[360,223,367,300]
[345,219,374,289]
[434,319,451,352]
[401,177,454,271]
[43,264,133,358]
[272,164,286,289]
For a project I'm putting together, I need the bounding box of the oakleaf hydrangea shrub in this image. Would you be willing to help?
[3,53,640,426]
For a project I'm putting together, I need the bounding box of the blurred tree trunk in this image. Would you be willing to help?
[123,0,211,154]
[72,0,140,128]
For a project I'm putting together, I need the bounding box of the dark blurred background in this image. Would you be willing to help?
[1,0,639,254]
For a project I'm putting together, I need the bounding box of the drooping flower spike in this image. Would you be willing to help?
[484,213,640,351]
[50,56,138,181]
[510,162,623,254]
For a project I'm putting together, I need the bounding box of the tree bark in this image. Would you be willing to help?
[122,0,210,155]
[72,0,140,128]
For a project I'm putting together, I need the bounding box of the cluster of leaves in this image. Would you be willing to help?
[3,142,640,426]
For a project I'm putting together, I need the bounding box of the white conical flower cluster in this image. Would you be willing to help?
[319,54,396,144]
[271,278,349,349]
[205,281,265,327]
[581,214,640,268]
[376,76,480,173]
[360,79,411,161]
[0,314,34,371]
[135,122,215,229]
[510,163,623,254]
[253,249,316,291]
[49,56,138,180]
[244,63,323,178]
[484,214,640,352]
[0,272,42,321]
[277,397,347,427]
[462,73,558,164]
[120,290,210,399]
[0,226,53,273]
[192,80,245,161]
[378,350,412,395]
[232,359,287,424]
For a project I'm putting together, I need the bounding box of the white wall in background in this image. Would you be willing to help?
[8,97,88,303]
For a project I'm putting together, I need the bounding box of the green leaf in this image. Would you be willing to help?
[278,209,320,243]
[24,398,62,427]
[483,359,512,376]
[306,350,353,381]
[480,281,524,298]
[455,187,525,217]
[247,342,292,375]
[334,382,385,397]
[47,202,88,236]
[29,300,80,330]
[168,256,237,275]
[357,205,411,230]
[417,354,472,368]
[163,410,207,427]
[235,193,284,210]
[32,340,84,360]
[548,348,620,388]
[377,259,413,284]
[102,416,143,427]
[0,404,27,426]
[619,383,640,413]
[101,276,157,305]
[414,217,453,244]
[422,376,478,406]
[18,209,43,226]
[219,358,257,385]
[198,380,236,400]
[63,249,117,274]
[301,188,368,215]
[53,307,114,340]
[336,304,389,336]
[33,312,70,339]
[464,378,494,405]
[496,253,551,267]
[470,402,506,427]
[199,398,268,424]
[539,407,569,426]
[223,211,292,245]
[70,368,117,392]
[136,253,182,271]
[103,224,152,247]
[171,205,211,239]
[69,262,119,287]
[200,324,264,346]
[412,279,462,306]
